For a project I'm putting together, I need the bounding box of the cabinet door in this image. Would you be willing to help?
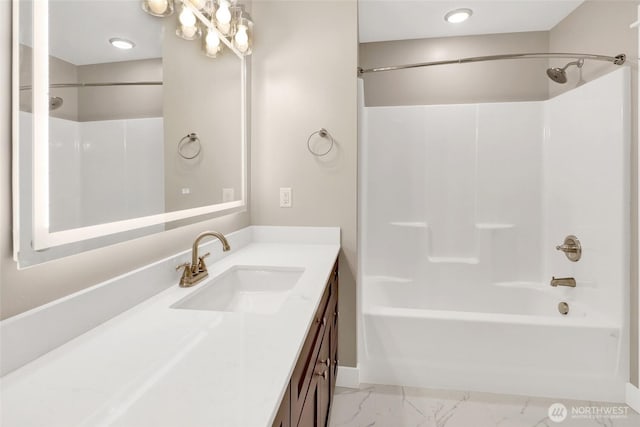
[297,376,319,427]
[329,265,339,403]
[316,327,331,426]
[291,284,331,424]
[297,328,331,427]
[272,388,291,427]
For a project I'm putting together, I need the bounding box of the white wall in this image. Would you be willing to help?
[250,1,358,366]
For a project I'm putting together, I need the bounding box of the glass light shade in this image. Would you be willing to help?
[176,24,201,40]
[233,17,252,55]
[179,5,197,26]
[203,28,223,58]
[142,0,175,17]
[215,0,232,34]
[190,0,207,10]
[202,0,216,15]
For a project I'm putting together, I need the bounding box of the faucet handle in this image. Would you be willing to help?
[555,235,582,262]
[197,252,210,273]
[176,262,191,271]
[176,262,194,287]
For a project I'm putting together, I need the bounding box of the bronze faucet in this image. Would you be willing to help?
[550,277,576,288]
[176,231,231,287]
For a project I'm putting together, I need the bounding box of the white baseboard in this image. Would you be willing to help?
[626,383,640,413]
[336,366,360,389]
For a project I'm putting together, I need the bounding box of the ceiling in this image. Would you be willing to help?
[21,0,163,65]
[359,0,585,43]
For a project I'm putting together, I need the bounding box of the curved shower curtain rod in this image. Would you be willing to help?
[19,81,163,90]
[357,52,626,74]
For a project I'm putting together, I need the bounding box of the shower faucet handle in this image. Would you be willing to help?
[555,235,582,262]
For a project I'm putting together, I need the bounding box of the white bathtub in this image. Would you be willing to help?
[359,277,626,402]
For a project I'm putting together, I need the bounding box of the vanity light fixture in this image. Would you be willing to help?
[142,0,175,17]
[444,8,473,24]
[109,37,135,50]
[142,0,254,59]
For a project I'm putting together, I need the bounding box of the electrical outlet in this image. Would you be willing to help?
[280,187,292,208]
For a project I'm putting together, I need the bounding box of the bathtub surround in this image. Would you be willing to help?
[359,68,630,401]
[359,0,640,389]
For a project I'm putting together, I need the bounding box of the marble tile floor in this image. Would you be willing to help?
[328,384,640,427]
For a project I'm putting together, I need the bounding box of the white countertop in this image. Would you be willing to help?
[1,230,340,427]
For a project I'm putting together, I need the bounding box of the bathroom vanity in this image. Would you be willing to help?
[0,227,340,427]
[273,259,339,427]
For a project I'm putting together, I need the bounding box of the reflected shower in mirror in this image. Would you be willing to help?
[15,0,246,266]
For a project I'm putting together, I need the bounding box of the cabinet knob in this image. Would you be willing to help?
[320,358,330,368]
[315,370,328,380]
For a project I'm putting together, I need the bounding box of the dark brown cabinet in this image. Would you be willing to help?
[273,258,339,427]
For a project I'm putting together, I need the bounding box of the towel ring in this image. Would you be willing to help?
[178,133,202,159]
[307,128,334,157]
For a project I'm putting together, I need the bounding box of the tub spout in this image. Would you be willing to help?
[550,276,576,287]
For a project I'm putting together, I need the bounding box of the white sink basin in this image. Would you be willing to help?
[171,266,304,314]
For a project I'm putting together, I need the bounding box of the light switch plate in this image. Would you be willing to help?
[280,188,292,208]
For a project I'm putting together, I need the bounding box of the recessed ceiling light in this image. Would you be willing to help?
[109,38,135,50]
[444,8,473,24]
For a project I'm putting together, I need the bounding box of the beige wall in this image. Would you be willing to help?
[163,22,243,214]
[250,1,358,366]
[359,31,550,106]
[0,1,250,320]
[77,58,162,121]
[19,45,79,121]
[549,0,640,387]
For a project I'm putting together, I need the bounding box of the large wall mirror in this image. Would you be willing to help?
[13,0,249,267]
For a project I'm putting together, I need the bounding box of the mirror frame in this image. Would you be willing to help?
[12,0,248,253]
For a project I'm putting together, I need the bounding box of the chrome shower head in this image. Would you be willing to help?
[49,96,63,111]
[546,58,584,84]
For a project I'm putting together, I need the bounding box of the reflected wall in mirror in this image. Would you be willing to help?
[14,0,249,267]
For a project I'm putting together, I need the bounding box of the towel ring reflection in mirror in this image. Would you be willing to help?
[307,128,335,157]
[178,133,202,159]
